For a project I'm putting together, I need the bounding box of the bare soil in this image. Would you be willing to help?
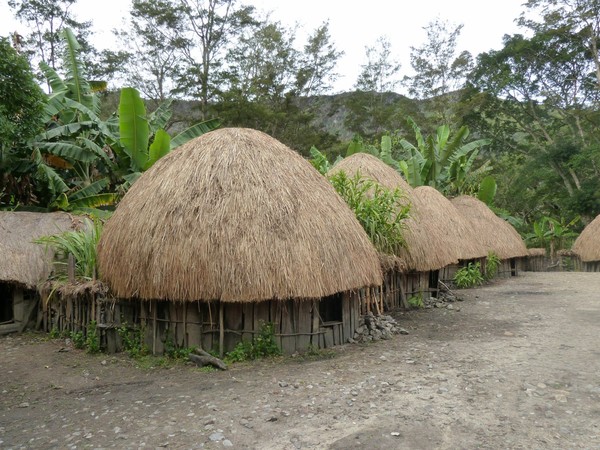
[1,272,600,449]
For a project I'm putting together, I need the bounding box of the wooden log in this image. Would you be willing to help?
[219,301,224,358]
[189,348,227,371]
[280,301,296,355]
[297,301,312,351]
[311,300,320,347]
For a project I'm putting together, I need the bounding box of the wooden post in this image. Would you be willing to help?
[152,300,157,355]
[183,303,188,348]
[219,302,224,358]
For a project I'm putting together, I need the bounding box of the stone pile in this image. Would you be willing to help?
[349,312,408,344]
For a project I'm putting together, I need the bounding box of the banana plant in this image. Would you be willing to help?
[117,87,219,183]
[398,117,490,192]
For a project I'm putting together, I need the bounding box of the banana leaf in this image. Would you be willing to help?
[119,87,149,171]
[146,129,171,170]
[170,118,220,150]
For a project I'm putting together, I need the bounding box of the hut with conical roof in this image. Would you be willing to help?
[572,214,600,271]
[98,128,382,355]
[413,187,488,284]
[328,153,458,306]
[451,195,528,276]
[0,211,80,334]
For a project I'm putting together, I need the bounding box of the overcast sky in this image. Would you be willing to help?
[1,0,528,93]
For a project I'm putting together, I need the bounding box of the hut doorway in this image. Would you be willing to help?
[0,284,14,323]
[428,270,439,298]
[319,293,343,323]
[510,259,517,276]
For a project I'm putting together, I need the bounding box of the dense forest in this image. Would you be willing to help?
[1,0,599,250]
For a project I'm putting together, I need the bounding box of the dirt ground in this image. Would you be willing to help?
[1,272,600,450]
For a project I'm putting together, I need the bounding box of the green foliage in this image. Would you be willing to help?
[85,320,101,354]
[484,252,500,280]
[117,323,149,359]
[163,330,194,361]
[328,170,410,254]
[35,217,103,281]
[49,327,60,339]
[70,330,86,349]
[397,117,491,194]
[453,262,484,288]
[407,293,424,309]
[524,215,579,254]
[224,322,281,363]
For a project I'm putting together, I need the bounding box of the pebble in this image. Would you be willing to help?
[18,402,29,408]
[223,440,233,447]
[209,432,224,442]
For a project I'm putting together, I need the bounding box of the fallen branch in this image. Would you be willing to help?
[189,348,228,370]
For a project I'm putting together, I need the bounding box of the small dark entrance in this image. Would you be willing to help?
[510,258,517,276]
[319,293,343,323]
[0,284,14,323]
[428,270,439,298]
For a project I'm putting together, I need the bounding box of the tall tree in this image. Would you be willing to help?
[112,0,185,100]
[406,18,472,124]
[8,0,93,75]
[175,0,257,119]
[355,36,401,93]
[296,21,344,96]
[0,37,46,207]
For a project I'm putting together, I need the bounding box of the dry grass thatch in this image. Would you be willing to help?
[327,154,457,271]
[572,214,600,262]
[0,211,81,288]
[413,187,488,261]
[98,128,382,302]
[328,152,413,192]
[528,248,546,257]
[451,195,528,259]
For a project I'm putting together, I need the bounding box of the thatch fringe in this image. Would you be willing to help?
[328,154,457,271]
[98,128,382,302]
[0,212,83,288]
[528,248,546,257]
[451,196,528,259]
[572,214,600,262]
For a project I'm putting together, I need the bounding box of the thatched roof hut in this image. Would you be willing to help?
[528,248,546,257]
[0,211,79,288]
[572,214,600,262]
[451,195,528,259]
[413,187,488,261]
[327,153,457,271]
[98,128,382,302]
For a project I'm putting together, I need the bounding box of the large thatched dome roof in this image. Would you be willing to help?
[572,214,600,262]
[0,212,80,288]
[327,153,457,272]
[451,195,528,259]
[98,128,382,302]
[413,187,488,261]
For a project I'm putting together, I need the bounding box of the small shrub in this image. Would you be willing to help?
[224,322,281,363]
[117,323,149,358]
[453,262,484,288]
[485,252,500,280]
[49,327,60,339]
[85,321,101,354]
[407,294,424,309]
[164,331,194,361]
[70,330,86,349]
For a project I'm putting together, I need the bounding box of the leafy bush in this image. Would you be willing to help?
[328,171,410,254]
[85,321,101,354]
[117,323,149,358]
[484,252,500,280]
[70,330,86,349]
[225,322,281,363]
[453,262,484,288]
[35,217,103,281]
[407,294,424,309]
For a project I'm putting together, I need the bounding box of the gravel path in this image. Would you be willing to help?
[1,272,599,449]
